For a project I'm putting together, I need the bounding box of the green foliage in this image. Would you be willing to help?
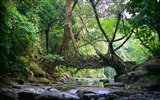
[38,0,65,53]
[115,36,151,63]
[85,18,149,63]
[16,0,40,21]
[140,74,160,83]
[135,27,159,56]
[127,0,160,57]
[1,0,159,81]
[104,66,116,79]
[153,43,160,57]
[79,45,96,55]
[0,0,38,76]
[43,54,64,62]
[49,25,63,54]
[16,56,44,79]
[38,0,65,30]
[57,66,105,78]
[15,56,30,78]
[127,0,160,27]
[101,18,118,37]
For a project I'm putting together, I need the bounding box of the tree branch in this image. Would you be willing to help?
[79,37,107,48]
[90,1,111,44]
[114,26,136,51]
[138,34,153,52]
[73,3,92,39]
[113,15,127,42]
[71,0,78,14]
[111,13,121,43]
[76,10,89,33]
[114,35,126,42]
[121,14,127,35]
[95,0,100,6]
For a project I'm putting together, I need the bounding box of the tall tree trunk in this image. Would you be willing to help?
[57,0,71,55]
[57,0,79,55]
[45,27,50,54]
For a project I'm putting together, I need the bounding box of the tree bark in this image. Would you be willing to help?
[57,0,79,55]
[45,27,50,54]
[90,1,129,80]
[57,0,71,55]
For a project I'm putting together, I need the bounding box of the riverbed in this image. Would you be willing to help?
[0,78,160,100]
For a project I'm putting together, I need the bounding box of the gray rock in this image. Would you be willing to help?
[67,89,78,94]
[17,86,45,100]
[35,90,80,100]
[0,91,18,100]
[98,97,106,100]
[144,59,160,74]
[104,82,124,87]
[76,87,110,100]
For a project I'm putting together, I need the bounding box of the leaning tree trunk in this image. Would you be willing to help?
[95,49,127,81]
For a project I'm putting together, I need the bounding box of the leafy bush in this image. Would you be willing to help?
[0,0,38,76]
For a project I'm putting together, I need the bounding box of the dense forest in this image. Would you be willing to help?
[0,0,160,88]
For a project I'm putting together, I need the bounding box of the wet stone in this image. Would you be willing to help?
[1,84,160,100]
[98,97,106,100]
[35,90,80,100]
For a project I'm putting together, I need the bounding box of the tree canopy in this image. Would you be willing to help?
[0,0,159,80]
[127,0,160,56]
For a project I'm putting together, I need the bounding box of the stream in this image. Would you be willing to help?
[0,78,160,100]
[60,78,105,88]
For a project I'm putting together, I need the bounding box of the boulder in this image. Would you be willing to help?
[18,79,24,85]
[117,69,147,83]
[0,86,79,100]
[17,86,45,100]
[76,87,110,100]
[29,76,38,83]
[28,71,34,77]
[144,59,160,74]
[36,77,50,84]
[0,90,18,100]
[35,90,80,100]
[116,74,126,82]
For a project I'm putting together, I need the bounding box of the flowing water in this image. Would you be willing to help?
[65,78,105,88]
